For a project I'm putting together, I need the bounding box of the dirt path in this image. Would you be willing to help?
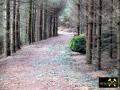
[0,31,118,90]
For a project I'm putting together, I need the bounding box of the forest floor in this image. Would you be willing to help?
[0,30,118,90]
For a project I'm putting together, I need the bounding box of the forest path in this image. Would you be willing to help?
[0,31,116,90]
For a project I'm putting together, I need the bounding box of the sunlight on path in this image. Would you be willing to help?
[58,31,75,35]
[0,32,117,90]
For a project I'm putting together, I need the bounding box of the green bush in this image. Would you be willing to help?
[69,34,86,53]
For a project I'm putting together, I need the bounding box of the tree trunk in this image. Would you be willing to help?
[53,15,56,36]
[77,0,80,35]
[55,14,58,36]
[118,22,120,88]
[117,0,120,87]
[31,1,36,42]
[97,0,102,70]
[92,0,96,61]
[49,15,52,37]
[86,0,93,64]
[11,0,16,53]
[109,0,113,58]
[28,0,32,44]
[43,1,47,39]
[39,6,43,40]
[16,0,21,50]
[5,0,11,56]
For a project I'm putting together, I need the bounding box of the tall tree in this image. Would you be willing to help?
[4,0,11,56]
[109,0,113,58]
[11,0,16,53]
[77,0,80,35]
[16,0,21,50]
[97,0,102,70]
[28,0,33,44]
[86,0,93,64]
[43,0,48,39]
[92,0,96,61]
[117,0,120,87]
[39,4,43,40]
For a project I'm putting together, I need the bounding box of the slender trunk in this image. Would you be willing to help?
[5,0,11,56]
[53,15,56,36]
[109,0,113,58]
[31,1,36,42]
[55,14,58,36]
[118,22,120,88]
[86,1,89,63]
[97,0,102,70]
[92,0,96,61]
[77,1,80,35]
[86,0,93,64]
[49,15,52,37]
[28,0,32,44]
[39,6,43,40]
[42,2,45,39]
[43,3,47,39]
[16,0,20,50]
[11,0,16,53]
[117,0,120,87]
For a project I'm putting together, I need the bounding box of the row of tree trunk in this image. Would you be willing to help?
[1,0,61,56]
[77,0,120,84]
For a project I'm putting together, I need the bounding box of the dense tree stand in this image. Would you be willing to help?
[0,0,120,89]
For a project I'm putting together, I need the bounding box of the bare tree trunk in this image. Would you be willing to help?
[117,0,120,87]
[28,0,32,44]
[55,14,58,36]
[109,0,113,58]
[42,1,45,39]
[86,0,89,63]
[5,0,11,56]
[77,1,80,35]
[97,0,102,70]
[43,1,47,39]
[53,15,56,36]
[39,5,43,40]
[16,0,20,50]
[49,15,52,37]
[11,0,16,53]
[92,0,96,61]
[86,0,93,64]
[118,22,120,89]
[31,1,35,42]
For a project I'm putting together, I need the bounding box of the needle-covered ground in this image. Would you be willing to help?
[0,31,118,90]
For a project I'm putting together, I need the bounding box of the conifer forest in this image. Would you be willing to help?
[0,0,120,89]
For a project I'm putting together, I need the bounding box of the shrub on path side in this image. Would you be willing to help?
[69,34,86,53]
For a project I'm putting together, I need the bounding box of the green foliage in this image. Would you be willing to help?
[69,34,86,53]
